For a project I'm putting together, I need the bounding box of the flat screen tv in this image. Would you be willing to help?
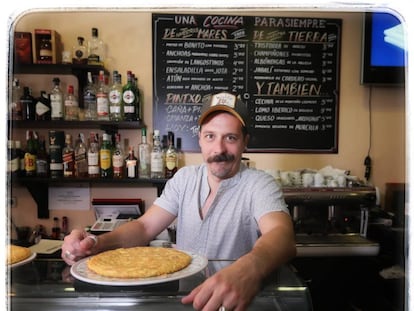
[361,11,407,85]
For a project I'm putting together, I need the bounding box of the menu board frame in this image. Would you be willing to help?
[152,13,341,153]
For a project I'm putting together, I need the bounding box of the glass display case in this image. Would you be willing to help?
[8,256,312,311]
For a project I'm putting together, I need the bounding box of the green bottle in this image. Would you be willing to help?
[99,133,112,178]
[123,70,138,121]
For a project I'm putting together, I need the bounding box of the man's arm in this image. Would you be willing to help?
[182,211,296,311]
[243,210,297,278]
[62,204,176,265]
[94,204,176,253]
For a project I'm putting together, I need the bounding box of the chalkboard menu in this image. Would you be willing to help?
[153,14,341,152]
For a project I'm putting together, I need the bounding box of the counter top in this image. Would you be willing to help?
[8,258,312,311]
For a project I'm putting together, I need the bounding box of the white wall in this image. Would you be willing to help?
[9,8,406,235]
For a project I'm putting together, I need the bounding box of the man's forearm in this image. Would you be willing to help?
[93,220,152,253]
[240,213,297,280]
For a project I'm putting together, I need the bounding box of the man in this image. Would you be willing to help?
[62,92,296,311]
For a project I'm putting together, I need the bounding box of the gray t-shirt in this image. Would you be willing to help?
[154,163,289,260]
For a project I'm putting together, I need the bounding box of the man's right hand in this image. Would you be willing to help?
[61,229,98,265]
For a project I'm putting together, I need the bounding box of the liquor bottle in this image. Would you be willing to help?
[165,131,178,179]
[64,85,79,121]
[150,129,164,179]
[74,133,88,178]
[176,137,184,169]
[21,86,35,120]
[36,136,49,177]
[112,133,124,178]
[83,72,97,120]
[61,216,68,238]
[100,133,112,178]
[122,71,138,121]
[7,140,14,175]
[62,134,75,177]
[72,36,87,64]
[50,77,64,120]
[162,135,168,153]
[87,132,100,178]
[96,70,109,120]
[133,74,142,120]
[24,130,37,176]
[125,146,138,179]
[51,217,61,240]
[49,130,65,179]
[35,91,51,120]
[11,78,23,120]
[87,27,105,65]
[7,140,19,177]
[15,140,25,176]
[39,36,53,63]
[138,127,151,179]
[109,71,123,121]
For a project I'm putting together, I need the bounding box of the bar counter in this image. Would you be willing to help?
[8,257,312,310]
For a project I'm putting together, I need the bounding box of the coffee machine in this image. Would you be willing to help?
[283,186,380,257]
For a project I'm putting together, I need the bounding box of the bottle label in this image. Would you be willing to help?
[110,106,121,113]
[124,105,135,113]
[49,145,63,162]
[75,49,85,59]
[139,148,150,172]
[9,158,19,173]
[63,151,75,176]
[50,94,63,118]
[50,94,62,101]
[24,153,36,172]
[75,152,88,174]
[123,90,135,104]
[166,154,177,170]
[88,166,100,175]
[100,149,111,169]
[151,153,163,173]
[50,163,64,170]
[96,95,109,116]
[109,90,121,104]
[113,154,123,169]
[64,99,78,107]
[36,159,48,175]
[36,101,50,116]
[87,152,99,165]
[88,54,100,63]
[126,159,137,178]
[84,94,96,101]
[39,47,53,57]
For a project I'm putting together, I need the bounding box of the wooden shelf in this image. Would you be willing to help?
[13,63,109,108]
[13,63,108,75]
[9,120,145,131]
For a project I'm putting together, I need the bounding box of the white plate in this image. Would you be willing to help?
[9,252,37,268]
[70,250,208,286]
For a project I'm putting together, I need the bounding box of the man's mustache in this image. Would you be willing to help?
[207,153,235,163]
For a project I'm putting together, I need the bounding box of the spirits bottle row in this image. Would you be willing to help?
[10,69,141,122]
[8,129,183,180]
